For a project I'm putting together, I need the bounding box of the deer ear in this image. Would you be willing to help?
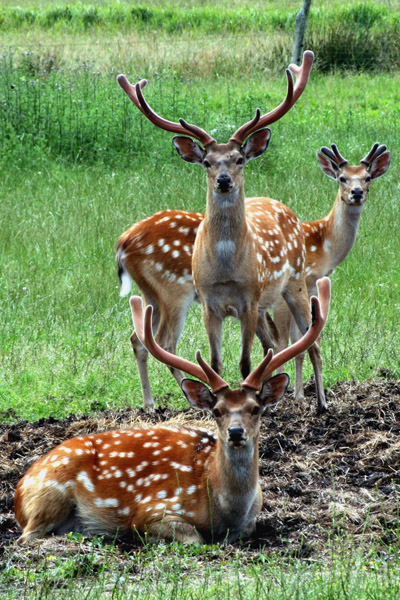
[242,128,271,162]
[369,151,391,180]
[257,373,289,409]
[181,379,216,411]
[172,136,205,164]
[316,151,338,180]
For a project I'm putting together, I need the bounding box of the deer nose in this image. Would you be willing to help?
[217,174,232,190]
[351,188,363,198]
[228,426,245,442]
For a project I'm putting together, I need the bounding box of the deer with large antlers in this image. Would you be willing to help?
[117,52,328,411]
[118,141,389,408]
[14,279,330,545]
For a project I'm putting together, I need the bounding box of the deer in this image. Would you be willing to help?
[117,142,390,408]
[272,142,390,400]
[116,51,328,412]
[14,278,330,546]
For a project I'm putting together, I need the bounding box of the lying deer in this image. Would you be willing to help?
[118,142,389,408]
[117,51,327,412]
[14,278,330,545]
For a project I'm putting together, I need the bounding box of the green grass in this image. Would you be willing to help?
[0,2,397,34]
[2,535,400,599]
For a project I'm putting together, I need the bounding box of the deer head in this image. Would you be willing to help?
[317,143,391,207]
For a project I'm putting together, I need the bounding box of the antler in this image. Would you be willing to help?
[129,296,229,393]
[360,142,388,166]
[118,51,313,149]
[117,75,216,147]
[242,277,331,391]
[320,143,348,168]
[230,51,314,145]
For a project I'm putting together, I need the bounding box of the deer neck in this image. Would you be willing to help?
[326,189,364,263]
[306,190,364,275]
[203,184,247,274]
[210,434,259,500]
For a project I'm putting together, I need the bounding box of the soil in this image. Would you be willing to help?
[1,379,400,563]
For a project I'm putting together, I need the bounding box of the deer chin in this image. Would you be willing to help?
[227,437,249,449]
[212,188,239,207]
[341,195,365,208]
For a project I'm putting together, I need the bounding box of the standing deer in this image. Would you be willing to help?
[272,142,390,400]
[14,279,330,545]
[118,142,389,408]
[117,51,328,411]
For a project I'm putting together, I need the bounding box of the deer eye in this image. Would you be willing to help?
[339,176,347,183]
[251,405,260,416]
[203,160,211,169]
[236,157,244,166]
[212,408,222,418]
[365,175,371,182]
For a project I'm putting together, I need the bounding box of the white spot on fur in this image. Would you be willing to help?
[94,497,119,508]
[323,240,331,252]
[117,507,130,516]
[171,462,192,472]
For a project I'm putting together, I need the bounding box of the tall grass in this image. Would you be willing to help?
[0,2,396,34]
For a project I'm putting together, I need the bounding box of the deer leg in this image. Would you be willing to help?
[238,306,258,378]
[272,300,293,380]
[131,332,154,410]
[202,308,223,374]
[16,487,74,545]
[283,280,327,413]
[255,310,279,356]
[145,519,203,544]
[131,303,161,410]
[289,320,306,402]
[155,291,196,386]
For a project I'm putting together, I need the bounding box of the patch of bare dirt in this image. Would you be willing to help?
[1,380,400,561]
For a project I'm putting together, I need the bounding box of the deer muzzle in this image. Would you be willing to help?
[216,174,233,193]
[227,426,247,446]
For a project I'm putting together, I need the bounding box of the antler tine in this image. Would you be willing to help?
[117,75,148,112]
[230,50,314,145]
[331,144,348,167]
[117,74,215,147]
[361,142,387,166]
[230,71,293,145]
[320,146,339,163]
[178,118,217,148]
[195,351,229,393]
[229,107,264,146]
[242,277,331,390]
[288,49,314,105]
[129,296,228,391]
[320,144,347,167]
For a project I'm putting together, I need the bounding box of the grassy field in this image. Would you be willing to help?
[1,1,400,597]
[2,537,400,599]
